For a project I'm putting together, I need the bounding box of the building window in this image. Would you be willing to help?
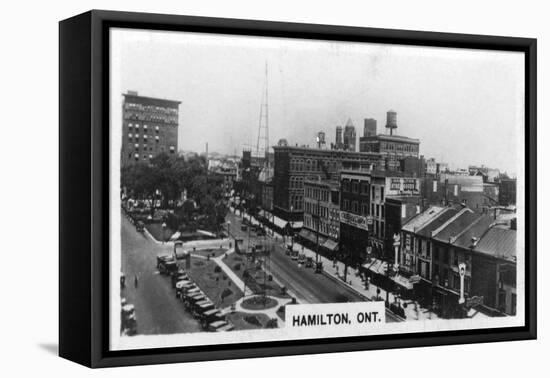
[352,181,358,193]
[343,199,349,211]
[380,187,384,201]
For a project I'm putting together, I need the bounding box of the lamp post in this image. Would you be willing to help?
[458,263,466,305]
[290,205,294,251]
[393,233,400,272]
[161,222,167,244]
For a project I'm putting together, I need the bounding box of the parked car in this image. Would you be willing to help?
[305,257,314,268]
[185,293,207,309]
[156,254,173,269]
[136,221,145,233]
[171,271,189,288]
[192,300,215,317]
[159,260,178,275]
[315,261,324,273]
[215,323,235,332]
[207,320,229,332]
[200,309,225,328]
[121,304,137,335]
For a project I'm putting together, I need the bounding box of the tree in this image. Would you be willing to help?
[121,162,159,216]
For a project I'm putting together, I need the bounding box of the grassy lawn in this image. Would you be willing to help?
[145,222,174,242]
[222,252,290,299]
[186,257,243,308]
[226,311,276,330]
[241,296,278,310]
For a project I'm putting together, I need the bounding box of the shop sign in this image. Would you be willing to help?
[339,211,369,231]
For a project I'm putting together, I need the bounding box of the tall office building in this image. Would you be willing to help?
[343,118,357,152]
[121,91,181,166]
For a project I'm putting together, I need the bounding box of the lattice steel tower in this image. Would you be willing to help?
[255,62,270,166]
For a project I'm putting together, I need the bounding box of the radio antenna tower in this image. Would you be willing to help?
[255,62,269,166]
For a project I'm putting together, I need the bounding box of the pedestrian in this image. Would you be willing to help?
[134,274,139,288]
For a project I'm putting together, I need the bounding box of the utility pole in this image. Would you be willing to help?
[315,197,320,264]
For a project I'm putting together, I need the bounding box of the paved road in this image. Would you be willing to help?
[227,211,400,323]
[120,213,201,335]
[228,212,364,303]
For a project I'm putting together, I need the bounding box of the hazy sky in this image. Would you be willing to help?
[111,28,525,175]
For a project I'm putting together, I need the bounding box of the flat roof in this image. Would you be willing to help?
[123,92,181,106]
[360,134,420,144]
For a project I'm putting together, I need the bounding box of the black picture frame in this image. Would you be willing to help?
[59,9,537,368]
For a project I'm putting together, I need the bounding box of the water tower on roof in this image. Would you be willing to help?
[386,110,398,135]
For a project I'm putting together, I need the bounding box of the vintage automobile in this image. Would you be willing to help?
[290,250,299,260]
[200,309,225,328]
[158,259,178,275]
[121,303,137,336]
[285,245,292,256]
[171,270,189,288]
[305,256,314,268]
[192,300,215,317]
[315,261,324,273]
[156,254,173,269]
[175,280,197,298]
[216,323,235,332]
[181,286,201,299]
[136,220,145,233]
[185,293,207,309]
[297,253,306,264]
[207,320,229,332]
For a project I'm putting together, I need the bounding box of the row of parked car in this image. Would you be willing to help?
[157,254,235,332]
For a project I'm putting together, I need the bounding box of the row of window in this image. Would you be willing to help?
[289,158,338,173]
[304,186,330,202]
[380,142,418,153]
[127,124,161,131]
[303,215,339,238]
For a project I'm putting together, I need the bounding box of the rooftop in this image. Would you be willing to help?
[474,226,517,262]
[402,206,446,233]
[359,134,420,144]
[415,208,460,238]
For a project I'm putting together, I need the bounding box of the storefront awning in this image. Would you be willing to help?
[298,229,327,245]
[392,274,414,290]
[363,258,388,275]
[272,215,288,229]
[322,239,339,251]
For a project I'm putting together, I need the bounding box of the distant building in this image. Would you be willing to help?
[426,158,437,175]
[121,91,180,166]
[359,111,420,171]
[335,126,343,149]
[421,174,499,212]
[363,118,377,137]
[469,165,500,183]
[343,119,357,152]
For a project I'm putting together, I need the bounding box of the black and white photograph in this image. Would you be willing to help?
[109,27,526,351]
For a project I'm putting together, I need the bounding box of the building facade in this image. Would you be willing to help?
[301,179,340,255]
[272,145,386,222]
[121,91,180,166]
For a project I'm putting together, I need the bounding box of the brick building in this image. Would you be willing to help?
[272,145,386,222]
[121,91,180,166]
[301,179,340,256]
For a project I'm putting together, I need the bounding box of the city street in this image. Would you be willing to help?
[226,211,400,322]
[120,212,202,335]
